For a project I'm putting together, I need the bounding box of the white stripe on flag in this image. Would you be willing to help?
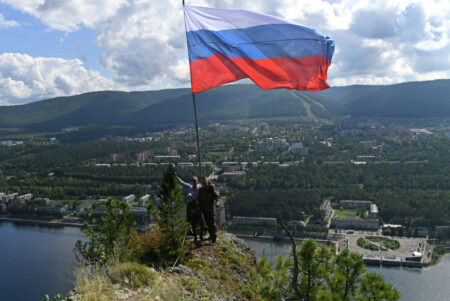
[184,5,293,32]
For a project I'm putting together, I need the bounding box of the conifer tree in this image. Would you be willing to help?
[154,164,190,265]
[74,198,136,265]
[255,222,400,301]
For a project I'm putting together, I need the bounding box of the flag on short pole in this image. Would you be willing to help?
[183,5,335,93]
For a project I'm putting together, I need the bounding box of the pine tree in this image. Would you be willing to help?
[74,197,136,265]
[255,222,400,301]
[154,165,190,266]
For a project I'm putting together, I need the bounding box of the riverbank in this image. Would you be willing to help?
[0,216,148,232]
[0,216,84,228]
[426,246,450,267]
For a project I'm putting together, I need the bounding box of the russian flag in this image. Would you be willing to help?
[184,5,335,93]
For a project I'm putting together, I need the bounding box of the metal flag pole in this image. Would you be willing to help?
[182,0,202,178]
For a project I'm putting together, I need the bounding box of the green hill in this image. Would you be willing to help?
[342,80,450,117]
[1,79,449,131]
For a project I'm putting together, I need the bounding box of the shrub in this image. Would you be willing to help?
[131,226,165,266]
[241,287,254,299]
[357,237,379,251]
[108,262,156,288]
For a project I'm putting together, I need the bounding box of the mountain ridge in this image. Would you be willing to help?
[1,79,449,130]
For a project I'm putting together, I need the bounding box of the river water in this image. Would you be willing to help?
[244,238,450,301]
[1,222,449,301]
[0,221,86,301]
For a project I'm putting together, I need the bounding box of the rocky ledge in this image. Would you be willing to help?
[67,232,260,301]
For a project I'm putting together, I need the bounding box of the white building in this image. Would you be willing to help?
[138,194,150,206]
[178,162,194,169]
[330,217,379,230]
[76,202,93,217]
[16,193,33,203]
[123,194,135,204]
[232,216,277,226]
[222,162,240,171]
[2,193,18,203]
[370,204,379,217]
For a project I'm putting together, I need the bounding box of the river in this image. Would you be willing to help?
[0,221,86,301]
[1,222,449,301]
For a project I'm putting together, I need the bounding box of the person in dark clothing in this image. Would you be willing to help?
[174,172,204,242]
[199,175,219,243]
[186,193,204,243]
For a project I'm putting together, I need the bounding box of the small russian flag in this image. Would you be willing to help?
[184,5,335,93]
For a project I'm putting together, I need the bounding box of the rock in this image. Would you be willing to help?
[65,290,80,301]
[168,264,194,276]
[219,233,249,252]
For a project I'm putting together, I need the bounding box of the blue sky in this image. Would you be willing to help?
[0,0,449,105]
[0,2,110,76]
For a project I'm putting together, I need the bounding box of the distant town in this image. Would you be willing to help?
[1,116,450,268]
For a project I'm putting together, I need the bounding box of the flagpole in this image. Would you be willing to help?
[182,0,203,178]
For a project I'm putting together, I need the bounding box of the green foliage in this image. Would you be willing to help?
[41,294,63,301]
[366,237,400,250]
[149,165,190,266]
[358,272,401,301]
[2,80,450,131]
[225,157,450,226]
[357,238,380,251]
[108,262,156,288]
[330,249,366,300]
[430,246,450,265]
[74,198,136,265]
[255,239,400,301]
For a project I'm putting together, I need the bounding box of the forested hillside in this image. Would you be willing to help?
[0,79,449,130]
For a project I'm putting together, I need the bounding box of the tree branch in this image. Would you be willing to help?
[280,219,302,299]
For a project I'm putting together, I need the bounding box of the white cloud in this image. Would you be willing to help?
[0,0,128,31]
[1,0,450,93]
[0,13,19,28]
[0,53,116,105]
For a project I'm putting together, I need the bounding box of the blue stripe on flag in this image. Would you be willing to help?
[186,24,334,62]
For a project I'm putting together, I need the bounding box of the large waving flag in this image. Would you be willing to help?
[184,5,335,93]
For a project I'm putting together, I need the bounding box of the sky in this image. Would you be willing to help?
[0,0,449,105]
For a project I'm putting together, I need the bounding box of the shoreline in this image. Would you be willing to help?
[1,217,448,269]
[0,216,85,228]
[239,234,450,269]
[0,216,148,233]
[425,249,450,267]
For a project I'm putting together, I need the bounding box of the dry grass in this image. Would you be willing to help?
[74,266,116,301]
[136,273,183,301]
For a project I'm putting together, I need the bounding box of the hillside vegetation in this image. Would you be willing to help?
[1,79,450,130]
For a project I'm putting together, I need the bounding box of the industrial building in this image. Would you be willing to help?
[232,216,277,227]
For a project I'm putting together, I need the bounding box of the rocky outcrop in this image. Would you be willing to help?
[67,232,259,301]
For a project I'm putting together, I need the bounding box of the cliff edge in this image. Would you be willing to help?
[67,232,260,301]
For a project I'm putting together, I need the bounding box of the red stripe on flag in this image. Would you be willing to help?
[189,53,331,93]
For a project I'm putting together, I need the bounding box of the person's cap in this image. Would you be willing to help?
[192,176,198,181]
